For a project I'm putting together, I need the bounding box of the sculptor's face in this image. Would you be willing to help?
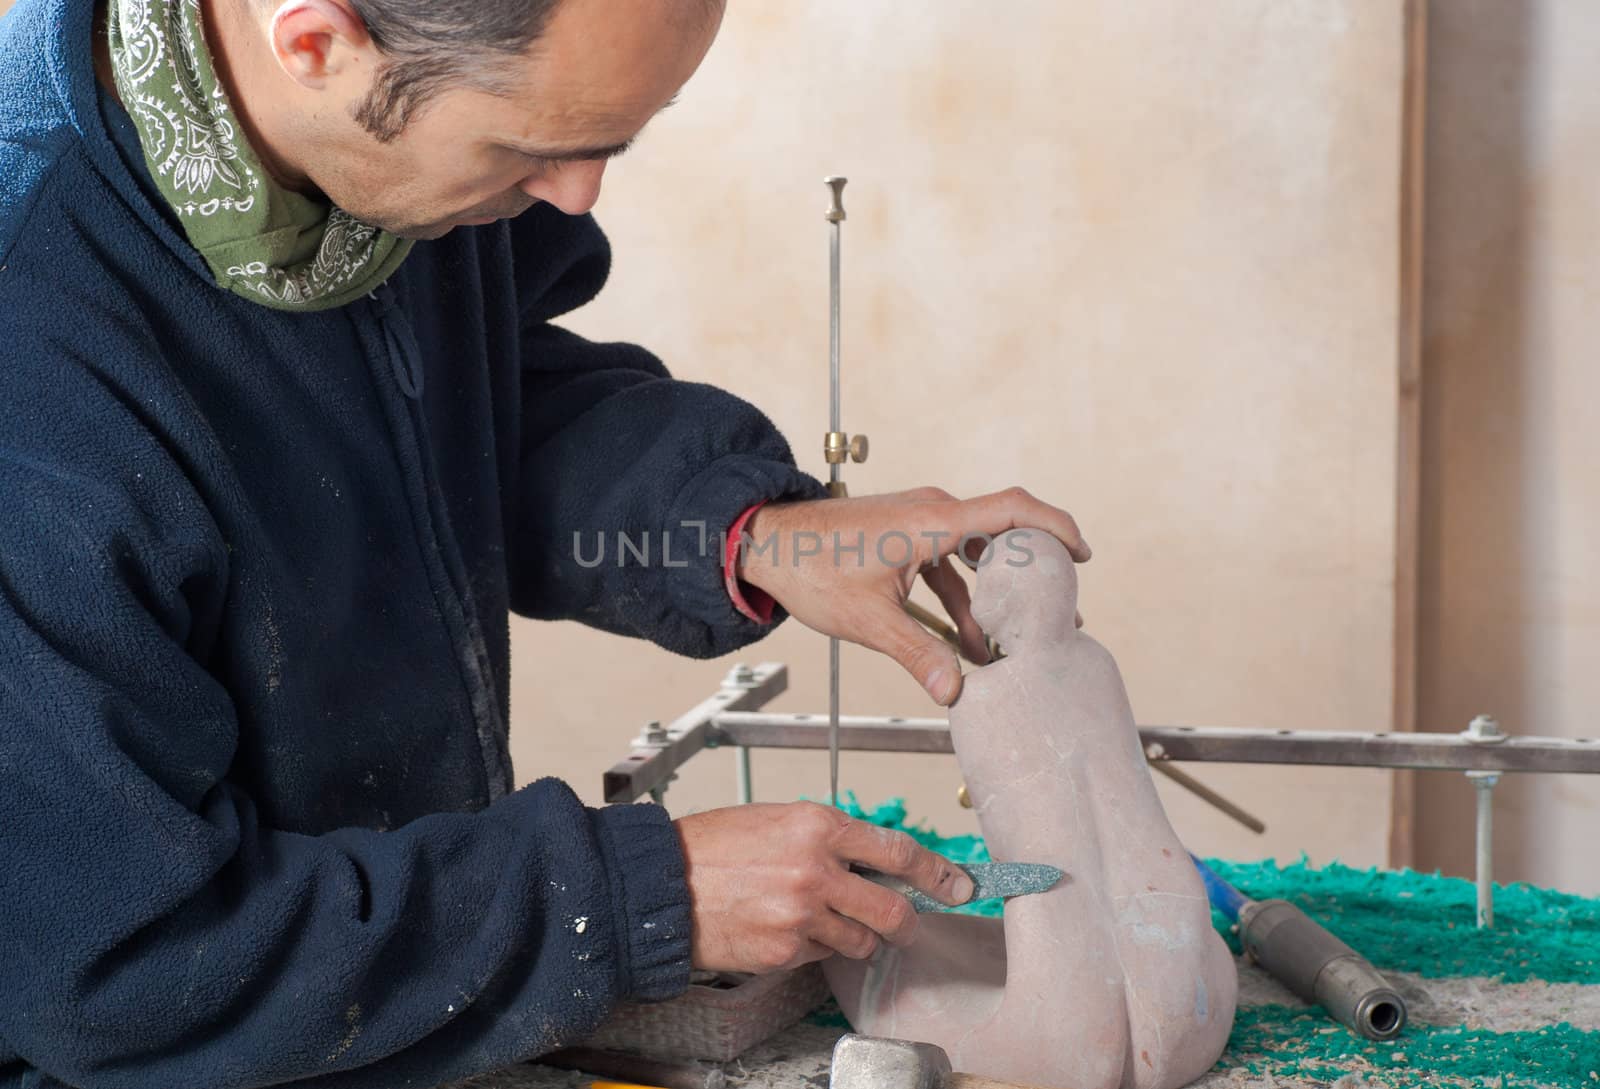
[300,0,723,239]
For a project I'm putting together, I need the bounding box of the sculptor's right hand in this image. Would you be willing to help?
[675,802,975,973]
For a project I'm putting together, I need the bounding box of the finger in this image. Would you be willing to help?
[860,605,964,705]
[807,910,884,961]
[832,821,975,907]
[829,872,921,946]
[944,488,1091,564]
[776,938,835,972]
[920,558,991,665]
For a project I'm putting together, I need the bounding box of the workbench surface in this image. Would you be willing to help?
[459,955,1600,1089]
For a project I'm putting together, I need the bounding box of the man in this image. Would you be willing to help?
[0,0,1088,1086]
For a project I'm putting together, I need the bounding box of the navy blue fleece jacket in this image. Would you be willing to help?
[0,1,824,1086]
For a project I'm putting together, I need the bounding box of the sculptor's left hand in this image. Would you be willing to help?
[738,487,1090,706]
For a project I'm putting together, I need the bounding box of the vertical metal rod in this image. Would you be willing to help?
[736,746,753,805]
[1471,772,1498,927]
[825,176,847,808]
[828,194,843,460]
[1460,715,1504,930]
[828,639,841,807]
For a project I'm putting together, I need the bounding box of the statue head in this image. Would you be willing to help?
[970,529,1080,653]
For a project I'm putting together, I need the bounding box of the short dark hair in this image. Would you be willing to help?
[349,0,562,142]
[346,0,723,143]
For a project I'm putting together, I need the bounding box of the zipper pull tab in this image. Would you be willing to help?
[372,289,425,401]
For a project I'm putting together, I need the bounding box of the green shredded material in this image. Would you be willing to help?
[820,796,1600,1088]
[1225,1006,1600,1088]
[1206,856,1600,985]
[837,794,1600,984]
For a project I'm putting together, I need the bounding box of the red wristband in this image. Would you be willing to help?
[724,501,777,624]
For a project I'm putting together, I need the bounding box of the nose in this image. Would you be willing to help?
[520,161,606,216]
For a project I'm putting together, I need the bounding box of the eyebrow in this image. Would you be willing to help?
[502,95,679,163]
[505,136,636,163]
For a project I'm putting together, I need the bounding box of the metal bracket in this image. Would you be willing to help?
[602,662,788,805]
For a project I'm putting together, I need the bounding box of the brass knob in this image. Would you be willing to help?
[957,783,973,809]
[849,434,870,463]
[825,176,848,223]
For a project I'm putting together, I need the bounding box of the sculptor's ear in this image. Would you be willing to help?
[971,530,1079,652]
[268,0,375,88]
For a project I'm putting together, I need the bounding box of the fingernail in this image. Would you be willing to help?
[951,872,975,903]
[925,669,949,703]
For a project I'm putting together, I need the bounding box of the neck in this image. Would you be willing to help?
[200,0,315,192]
[95,0,316,192]
[93,5,117,103]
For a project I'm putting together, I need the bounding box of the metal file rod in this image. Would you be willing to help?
[1144,748,1268,834]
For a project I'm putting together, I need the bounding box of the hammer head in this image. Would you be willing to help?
[830,1033,953,1089]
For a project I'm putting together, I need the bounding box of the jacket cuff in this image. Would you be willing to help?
[665,455,826,650]
[724,501,777,624]
[590,802,693,1003]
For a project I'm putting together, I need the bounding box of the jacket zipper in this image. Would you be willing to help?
[362,285,514,802]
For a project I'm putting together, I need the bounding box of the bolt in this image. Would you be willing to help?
[729,664,755,686]
[1462,714,1506,744]
[644,721,668,744]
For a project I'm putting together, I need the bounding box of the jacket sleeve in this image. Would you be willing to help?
[505,208,827,659]
[0,321,689,1089]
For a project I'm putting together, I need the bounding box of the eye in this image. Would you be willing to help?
[503,147,562,174]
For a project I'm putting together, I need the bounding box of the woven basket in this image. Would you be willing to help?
[579,965,830,1062]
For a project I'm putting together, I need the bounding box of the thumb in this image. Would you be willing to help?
[869,608,964,706]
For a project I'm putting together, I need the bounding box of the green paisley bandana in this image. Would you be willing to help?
[105,0,414,311]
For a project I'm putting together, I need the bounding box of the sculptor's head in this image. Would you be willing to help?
[219,0,724,238]
[971,530,1080,651]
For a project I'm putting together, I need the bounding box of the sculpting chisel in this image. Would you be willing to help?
[857,861,1065,913]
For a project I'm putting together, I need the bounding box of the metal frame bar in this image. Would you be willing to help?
[607,664,1599,929]
[703,713,1600,774]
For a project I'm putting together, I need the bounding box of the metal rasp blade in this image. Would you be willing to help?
[856,861,1066,913]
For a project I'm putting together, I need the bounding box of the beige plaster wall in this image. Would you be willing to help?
[512,1,1410,869]
[1414,2,1600,895]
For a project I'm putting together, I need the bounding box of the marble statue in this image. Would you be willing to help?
[824,531,1237,1089]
